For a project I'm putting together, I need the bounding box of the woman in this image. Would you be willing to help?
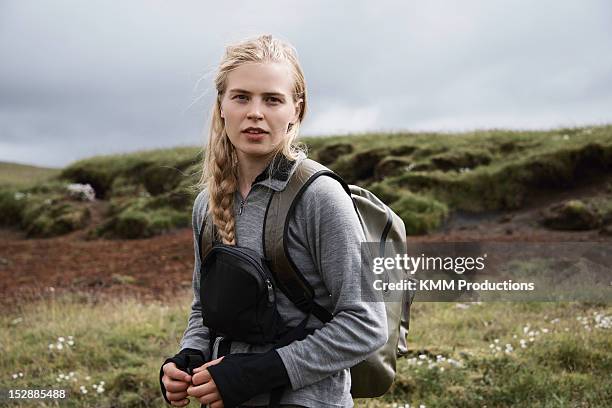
[160,34,387,408]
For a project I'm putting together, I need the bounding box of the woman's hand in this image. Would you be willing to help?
[188,356,225,408]
[161,362,193,407]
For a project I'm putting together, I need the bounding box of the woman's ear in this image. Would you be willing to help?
[292,98,303,123]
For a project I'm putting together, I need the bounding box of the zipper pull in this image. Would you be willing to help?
[266,279,275,303]
[239,199,245,215]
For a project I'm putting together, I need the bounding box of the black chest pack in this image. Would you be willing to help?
[199,242,316,348]
[197,158,415,399]
[200,243,280,343]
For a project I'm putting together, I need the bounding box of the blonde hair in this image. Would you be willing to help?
[196,34,308,245]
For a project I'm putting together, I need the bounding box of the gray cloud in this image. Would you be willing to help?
[1,0,611,167]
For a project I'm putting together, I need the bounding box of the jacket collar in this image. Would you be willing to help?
[251,151,306,192]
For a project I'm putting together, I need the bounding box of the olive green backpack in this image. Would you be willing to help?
[262,158,416,398]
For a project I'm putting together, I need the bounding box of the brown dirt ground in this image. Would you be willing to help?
[1,182,611,311]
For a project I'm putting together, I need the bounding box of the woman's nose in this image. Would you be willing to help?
[247,102,264,120]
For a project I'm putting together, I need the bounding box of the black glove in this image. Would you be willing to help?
[206,349,291,408]
[159,348,206,405]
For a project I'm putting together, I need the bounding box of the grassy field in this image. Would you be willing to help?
[1,293,610,407]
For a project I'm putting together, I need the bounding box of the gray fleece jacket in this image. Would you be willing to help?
[178,151,388,407]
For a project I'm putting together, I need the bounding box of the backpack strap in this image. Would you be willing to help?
[263,158,351,324]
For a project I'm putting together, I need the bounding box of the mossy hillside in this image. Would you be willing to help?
[2,125,611,238]
[0,181,91,237]
[94,196,191,239]
[305,125,612,233]
[308,126,612,214]
[59,146,203,199]
[0,147,202,238]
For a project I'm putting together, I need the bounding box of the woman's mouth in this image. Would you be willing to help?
[242,131,266,141]
[241,127,269,141]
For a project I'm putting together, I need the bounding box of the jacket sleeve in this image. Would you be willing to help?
[275,176,388,390]
[177,189,211,358]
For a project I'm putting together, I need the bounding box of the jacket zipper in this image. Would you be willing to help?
[208,244,275,304]
[238,199,245,215]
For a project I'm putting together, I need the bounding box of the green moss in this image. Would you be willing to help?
[0,188,24,226]
[367,181,404,204]
[429,148,492,171]
[390,193,449,235]
[394,141,612,211]
[19,196,90,238]
[541,199,601,230]
[60,146,201,199]
[96,205,190,239]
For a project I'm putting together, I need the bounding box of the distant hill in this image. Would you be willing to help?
[0,161,61,187]
[1,126,611,239]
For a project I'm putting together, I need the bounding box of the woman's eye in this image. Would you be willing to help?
[266,97,281,103]
[235,95,248,101]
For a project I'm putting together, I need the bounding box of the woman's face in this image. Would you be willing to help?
[220,62,302,162]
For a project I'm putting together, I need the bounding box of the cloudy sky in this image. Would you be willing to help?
[1,0,611,167]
